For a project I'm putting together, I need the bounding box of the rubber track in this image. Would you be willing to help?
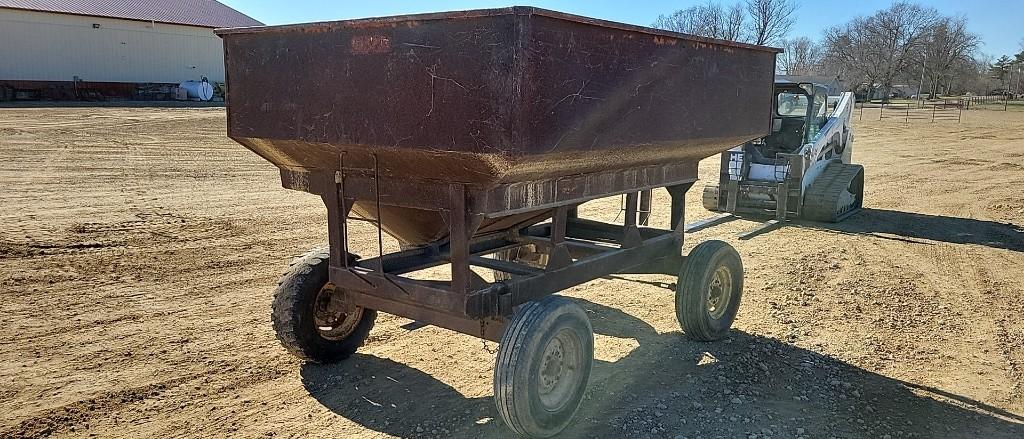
[702,185,721,212]
[802,162,864,222]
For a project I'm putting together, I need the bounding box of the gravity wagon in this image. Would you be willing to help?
[217,7,779,437]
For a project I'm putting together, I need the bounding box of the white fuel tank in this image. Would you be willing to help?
[179,80,214,101]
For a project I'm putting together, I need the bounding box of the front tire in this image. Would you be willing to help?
[494,296,594,438]
[676,240,744,341]
[271,247,376,363]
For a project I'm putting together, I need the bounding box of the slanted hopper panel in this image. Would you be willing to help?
[516,14,776,178]
[222,12,520,183]
[220,8,777,186]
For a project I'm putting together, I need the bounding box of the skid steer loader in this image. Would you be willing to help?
[703,81,864,228]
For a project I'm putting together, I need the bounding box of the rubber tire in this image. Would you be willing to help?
[675,240,744,341]
[271,247,376,363]
[494,296,594,438]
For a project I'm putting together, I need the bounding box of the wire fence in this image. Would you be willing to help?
[856,100,962,123]
[854,95,1023,123]
[959,95,1018,110]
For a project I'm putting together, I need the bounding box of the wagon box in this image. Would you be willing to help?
[217,7,778,438]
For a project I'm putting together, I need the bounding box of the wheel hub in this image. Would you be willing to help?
[537,328,581,411]
[707,266,732,319]
[540,339,565,391]
[313,284,363,340]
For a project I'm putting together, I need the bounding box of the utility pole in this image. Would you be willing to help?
[1011,62,1019,97]
[918,55,926,107]
[1005,65,1012,110]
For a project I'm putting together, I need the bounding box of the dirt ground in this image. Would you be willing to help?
[1,106,1023,439]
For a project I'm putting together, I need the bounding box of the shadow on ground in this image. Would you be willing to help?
[300,298,1024,438]
[798,208,1024,252]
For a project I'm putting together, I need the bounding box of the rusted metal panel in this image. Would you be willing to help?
[218,7,778,187]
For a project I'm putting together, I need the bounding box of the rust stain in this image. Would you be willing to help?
[652,36,677,46]
[351,35,392,54]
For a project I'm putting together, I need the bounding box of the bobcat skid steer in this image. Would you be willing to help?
[703,81,864,234]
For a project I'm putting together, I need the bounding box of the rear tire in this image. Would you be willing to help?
[676,240,744,341]
[271,247,376,363]
[494,296,594,438]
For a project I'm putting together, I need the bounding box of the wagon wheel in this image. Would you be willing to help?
[494,295,593,438]
[675,240,744,341]
[492,244,548,281]
[271,247,376,363]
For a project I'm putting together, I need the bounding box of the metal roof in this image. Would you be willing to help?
[0,0,263,28]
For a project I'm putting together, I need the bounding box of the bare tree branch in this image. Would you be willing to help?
[652,1,746,42]
[778,37,823,75]
[823,2,939,98]
[745,0,798,46]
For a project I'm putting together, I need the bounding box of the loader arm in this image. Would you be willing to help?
[799,91,856,194]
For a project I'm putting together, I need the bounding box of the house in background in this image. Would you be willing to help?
[0,0,261,100]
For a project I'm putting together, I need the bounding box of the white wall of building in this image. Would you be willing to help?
[0,8,224,83]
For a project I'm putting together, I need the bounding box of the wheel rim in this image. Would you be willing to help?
[313,284,363,340]
[537,328,582,412]
[707,266,733,320]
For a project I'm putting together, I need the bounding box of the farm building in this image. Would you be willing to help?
[0,0,261,100]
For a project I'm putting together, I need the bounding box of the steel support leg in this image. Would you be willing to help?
[622,192,642,248]
[639,190,652,226]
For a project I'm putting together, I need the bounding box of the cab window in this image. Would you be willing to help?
[777,92,808,116]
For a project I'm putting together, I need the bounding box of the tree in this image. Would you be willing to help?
[652,0,799,44]
[824,2,939,100]
[990,55,1013,89]
[745,0,798,46]
[652,1,746,41]
[917,15,979,96]
[948,56,993,95]
[778,37,823,75]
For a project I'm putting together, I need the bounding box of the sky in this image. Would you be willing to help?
[220,0,1023,57]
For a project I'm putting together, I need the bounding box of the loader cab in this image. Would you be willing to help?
[730,81,830,182]
[766,82,828,153]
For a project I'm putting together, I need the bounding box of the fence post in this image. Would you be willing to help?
[905,105,909,123]
[931,104,936,122]
[879,102,884,121]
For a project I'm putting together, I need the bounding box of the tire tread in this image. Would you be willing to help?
[676,240,743,341]
[271,247,376,363]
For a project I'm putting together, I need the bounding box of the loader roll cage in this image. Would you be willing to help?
[769,82,828,152]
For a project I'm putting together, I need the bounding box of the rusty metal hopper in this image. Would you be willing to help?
[217,7,779,244]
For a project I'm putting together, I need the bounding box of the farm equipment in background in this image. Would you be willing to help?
[702,81,864,236]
